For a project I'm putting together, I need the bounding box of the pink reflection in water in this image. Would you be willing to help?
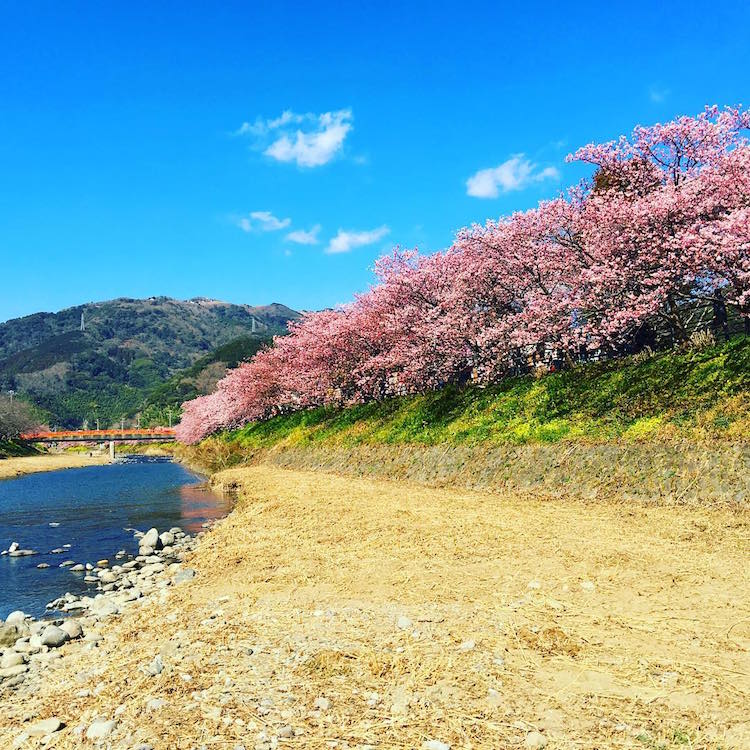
[179,483,233,533]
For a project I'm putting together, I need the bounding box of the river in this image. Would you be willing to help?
[0,456,229,620]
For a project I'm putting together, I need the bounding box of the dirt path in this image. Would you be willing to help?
[0,454,109,480]
[2,465,748,748]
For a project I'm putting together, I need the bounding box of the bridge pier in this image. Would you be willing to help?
[109,441,115,461]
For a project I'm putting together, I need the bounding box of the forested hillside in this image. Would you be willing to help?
[0,297,298,428]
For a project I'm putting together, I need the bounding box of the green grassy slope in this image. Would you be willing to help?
[217,336,749,452]
[0,440,39,459]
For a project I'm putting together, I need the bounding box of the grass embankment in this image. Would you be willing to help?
[0,439,38,460]
[179,338,749,504]
[215,336,749,451]
[4,465,747,748]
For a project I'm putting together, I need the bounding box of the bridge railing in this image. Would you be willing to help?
[21,428,176,441]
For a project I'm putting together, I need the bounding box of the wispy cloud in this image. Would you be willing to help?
[285,224,322,245]
[235,109,353,168]
[326,226,389,254]
[237,210,291,233]
[466,155,559,198]
[649,85,670,103]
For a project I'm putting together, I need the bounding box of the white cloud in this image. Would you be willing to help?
[237,210,291,233]
[236,109,353,168]
[235,110,307,136]
[466,155,560,198]
[285,224,321,245]
[649,85,670,103]
[326,225,389,255]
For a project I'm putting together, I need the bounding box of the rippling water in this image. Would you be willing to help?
[0,456,230,619]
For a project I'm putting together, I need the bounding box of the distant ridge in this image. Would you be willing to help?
[0,297,300,428]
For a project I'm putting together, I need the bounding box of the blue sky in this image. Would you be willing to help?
[1,1,748,322]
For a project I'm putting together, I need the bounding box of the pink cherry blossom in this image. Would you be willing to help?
[176,106,749,443]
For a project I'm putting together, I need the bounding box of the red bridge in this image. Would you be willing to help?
[22,428,176,443]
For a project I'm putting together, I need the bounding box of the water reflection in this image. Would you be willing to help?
[179,482,233,533]
[0,458,231,618]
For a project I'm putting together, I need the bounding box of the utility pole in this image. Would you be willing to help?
[167,407,173,428]
[121,417,125,433]
[80,311,85,332]
[8,390,14,405]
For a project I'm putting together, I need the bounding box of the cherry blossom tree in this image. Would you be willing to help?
[176,106,750,443]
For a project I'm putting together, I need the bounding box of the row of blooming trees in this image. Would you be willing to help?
[177,106,750,443]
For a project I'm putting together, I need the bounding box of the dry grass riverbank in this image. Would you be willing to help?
[0,454,109,480]
[2,464,748,749]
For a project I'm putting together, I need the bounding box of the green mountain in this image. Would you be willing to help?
[0,297,299,428]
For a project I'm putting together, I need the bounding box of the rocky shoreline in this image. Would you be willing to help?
[0,519,215,744]
[1,463,747,749]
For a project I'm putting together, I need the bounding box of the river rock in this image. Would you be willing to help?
[0,623,24,647]
[28,718,63,736]
[174,568,195,584]
[524,731,548,749]
[90,598,120,617]
[85,719,117,740]
[8,541,19,553]
[0,663,28,679]
[1,650,26,668]
[4,611,27,627]
[37,562,51,568]
[14,639,42,655]
[60,619,84,639]
[139,545,154,556]
[40,625,70,647]
[396,615,412,630]
[423,742,450,750]
[141,528,162,550]
[70,564,85,571]
[9,549,36,556]
[143,654,164,676]
[158,531,175,547]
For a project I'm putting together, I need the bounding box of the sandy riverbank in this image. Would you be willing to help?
[0,454,110,481]
[1,463,748,748]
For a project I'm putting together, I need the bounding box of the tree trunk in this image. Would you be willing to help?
[711,292,730,341]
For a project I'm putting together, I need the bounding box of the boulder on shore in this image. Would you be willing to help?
[40,625,70,648]
[28,718,63,737]
[60,619,84,640]
[0,623,25,648]
[4,611,27,627]
[140,528,162,550]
